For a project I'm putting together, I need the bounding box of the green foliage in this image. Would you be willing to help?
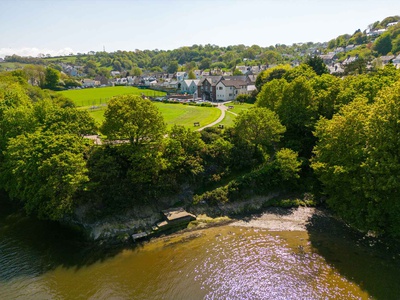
[1,131,89,220]
[256,79,288,111]
[101,94,166,144]
[188,70,196,79]
[305,56,329,76]
[255,65,290,91]
[374,32,392,55]
[43,67,60,90]
[312,82,400,238]
[233,107,286,155]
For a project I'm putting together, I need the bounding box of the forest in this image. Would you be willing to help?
[2,15,400,240]
[1,57,400,240]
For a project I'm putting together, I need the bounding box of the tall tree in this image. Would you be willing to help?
[101,95,166,145]
[1,131,90,220]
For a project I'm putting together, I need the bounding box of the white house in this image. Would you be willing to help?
[215,80,248,101]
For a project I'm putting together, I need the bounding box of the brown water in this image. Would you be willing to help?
[1,202,400,299]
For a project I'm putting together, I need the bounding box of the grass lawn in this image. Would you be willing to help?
[214,102,253,128]
[228,102,254,114]
[58,86,166,107]
[85,103,221,130]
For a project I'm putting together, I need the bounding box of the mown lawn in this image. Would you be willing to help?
[58,86,166,107]
[228,102,254,114]
[85,103,221,130]
[215,102,253,128]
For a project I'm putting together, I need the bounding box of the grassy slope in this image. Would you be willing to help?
[86,103,221,130]
[58,86,166,107]
[216,102,253,128]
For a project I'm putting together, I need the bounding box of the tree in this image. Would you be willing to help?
[305,55,329,76]
[278,76,316,156]
[167,61,179,73]
[233,107,285,155]
[101,95,166,145]
[256,78,288,111]
[188,70,196,79]
[374,32,392,55]
[199,58,211,70]
[255,65,290,91]
[1,131,89,220]
[132,67,142,76]
[43,67,60,90]
[311,97,370,229]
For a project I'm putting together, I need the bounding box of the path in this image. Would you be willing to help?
[197,102,230,131]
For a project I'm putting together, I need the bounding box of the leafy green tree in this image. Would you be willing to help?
[132,67,142,76]
[101,95,166,145]
[278,76,316,156]
[188,70,196,79]
[305,55,329,76]
[255,65,290,91]
[233,107,285,156]
[374,32,392,55]
[312,97,370,229]
[274,148,301,181]
[256,79,288,111]
[43,67,60,90]
[167,61,179,73]
[199,58,211,70]
[1,131,89,220]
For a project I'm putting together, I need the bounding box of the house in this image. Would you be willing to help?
[110,71,120,77]
[215,80,248,101]
[379,55,395,65]
[342,55,358,65]
[94,75,109,86]
[334,47,345,54]
[82,79,100,87]
[327,63,344,75]
[235,65,248,74]
[181,79,199,94]
[387,21,399,27]
[392,54,400,64]
[175,72,188,82]
[319,53,337,65]
[197,76,222,101]
[193,69,202,79]
[0,58,4,63]
[345,44,356,52]
[393,54,400,68]
[367,29,386,37]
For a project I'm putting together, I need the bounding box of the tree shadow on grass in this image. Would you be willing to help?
[306,209,400,300]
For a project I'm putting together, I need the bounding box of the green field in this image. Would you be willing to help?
[86,103,221,130]
[228,102,254,114]
[58,86,166,107]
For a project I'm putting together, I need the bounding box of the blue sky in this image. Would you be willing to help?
[1,0,400,58]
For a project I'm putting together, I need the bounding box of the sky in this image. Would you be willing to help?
[1,0,400,58]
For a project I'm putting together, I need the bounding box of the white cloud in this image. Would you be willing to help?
[0,47,75,59]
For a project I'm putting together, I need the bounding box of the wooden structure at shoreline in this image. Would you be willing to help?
[131,208,196,241]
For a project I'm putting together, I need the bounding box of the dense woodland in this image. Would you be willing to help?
[2,16,400,240]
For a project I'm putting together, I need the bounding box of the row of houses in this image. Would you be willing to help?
[197,75,257,101]
[320,52,400,75]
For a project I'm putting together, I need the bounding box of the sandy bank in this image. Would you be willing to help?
[231,207,324,231]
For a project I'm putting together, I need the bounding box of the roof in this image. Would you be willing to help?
[219,79,248,89]
[199,76,223,86]
[162,207,196,222]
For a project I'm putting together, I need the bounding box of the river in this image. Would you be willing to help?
[1,201,400,299]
